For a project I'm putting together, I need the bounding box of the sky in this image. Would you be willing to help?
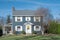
[0,0,60,19]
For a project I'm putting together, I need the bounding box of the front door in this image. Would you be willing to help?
[26,24,32,34]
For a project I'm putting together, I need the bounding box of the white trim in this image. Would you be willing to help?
[15,25,22,31]
[25,17,31,21]
[13,15,41,16]
[34,25,41,31]
[25,24,32,33]
[24,22,33,25]
[34,17,40,22]
[15,17,22,22]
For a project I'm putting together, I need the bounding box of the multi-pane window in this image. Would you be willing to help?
[25,17,31,21]
[34,25,41,31]
[15,17,22,22]
[15,25,22,31]
[34,17,40,22]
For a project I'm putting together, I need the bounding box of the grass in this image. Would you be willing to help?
[0,34,60,40]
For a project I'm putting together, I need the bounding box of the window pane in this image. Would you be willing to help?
[15,17,22,22]
[36,26,39,29]
[17,26,21,31]
[36,19,39,21]
[26,17,31,21]
[34,17,40,22]
[15,25,22,31]
[17,19,21,21]
[34,25,41,31]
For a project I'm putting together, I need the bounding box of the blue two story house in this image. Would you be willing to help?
[12,7,46,35]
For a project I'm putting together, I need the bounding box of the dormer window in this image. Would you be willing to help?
[15,17,22,22]
[34,17,40,22]
[25,17,31,21]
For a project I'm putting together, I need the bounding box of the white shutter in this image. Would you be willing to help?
[39,17,40,22]
[15,26,17,31]
[20,17,22,22]
[34,26,36,31]
[34,17,36,22]
[15,17,17,22]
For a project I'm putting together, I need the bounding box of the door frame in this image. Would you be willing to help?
[25,24,32,34]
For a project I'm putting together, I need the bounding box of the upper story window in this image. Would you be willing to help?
[25,17,31,21]
[34,17,40,22]
[15,17,22,22]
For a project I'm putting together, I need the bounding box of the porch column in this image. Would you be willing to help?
[2,25,5,34]
[11,25,13,34]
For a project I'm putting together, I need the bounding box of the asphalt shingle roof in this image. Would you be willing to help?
[13,10,46,16]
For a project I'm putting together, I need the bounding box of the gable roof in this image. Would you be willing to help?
[12,7,47,16]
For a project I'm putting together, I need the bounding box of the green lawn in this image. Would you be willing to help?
[0,35,60,40]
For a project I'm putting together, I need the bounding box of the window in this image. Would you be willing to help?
[25,17,31,21]
[34,17,40,22]
[34,25,41,31]
[15,17,22,22]
[15,25,22,31]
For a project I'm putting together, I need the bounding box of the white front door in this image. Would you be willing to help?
[26,24,32,33]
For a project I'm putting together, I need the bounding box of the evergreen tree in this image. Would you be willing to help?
[6,15,11,24]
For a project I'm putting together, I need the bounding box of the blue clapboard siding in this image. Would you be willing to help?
[12,16,41,34]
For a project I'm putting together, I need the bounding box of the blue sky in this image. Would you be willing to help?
[0,0,60,19]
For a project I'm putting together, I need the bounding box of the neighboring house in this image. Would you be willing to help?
[3,23,13,35]
[12,7,47,35]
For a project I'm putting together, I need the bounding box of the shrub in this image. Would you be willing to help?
[21,30,26,34]
[48,21,57,34]
[33,31,37,34]
[48,21,60,34]
[57,24,60,34]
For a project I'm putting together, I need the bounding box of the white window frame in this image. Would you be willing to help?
[15,17,22,22]
[25,17,31,21]
[34,25,41,31]
[15,25,22,31]
[34,17,40,22]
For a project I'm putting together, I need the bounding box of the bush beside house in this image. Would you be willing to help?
[57,24,60,34]
[32,31,37,34]
[48,21,60,34]
[21,30,26,34]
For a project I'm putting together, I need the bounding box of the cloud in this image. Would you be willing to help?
[9,0,60,6]
[0,0,60,6]
[26,1,60,6]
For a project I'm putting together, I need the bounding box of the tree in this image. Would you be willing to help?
[37,7,53,23]
[36,7,53,35]
[6,15,11,24]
